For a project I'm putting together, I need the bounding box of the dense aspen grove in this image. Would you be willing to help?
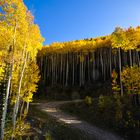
[38,27,140,92]
[0,0,44,139]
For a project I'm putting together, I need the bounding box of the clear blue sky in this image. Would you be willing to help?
[23,0,140,45]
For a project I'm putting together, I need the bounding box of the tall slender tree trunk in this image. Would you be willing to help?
[56,54,59,85]
[54,54,56,85]
[12,52,28,133]
[87,54,90,82]
[136,51,140,66]
[72,53,75,86]
[129,49,132,66]
[81,54,84,85]
[100,49,104,80]
[20,101,25,120]
[66,53,69,86]
[1,20,17,140]
[26,102,30,114]
[92,52,95,81]
[52,55,54,86]
[44,56,47,83]
[40,57,43,75]
[118,48,123,96]
[63,54,65,86]
[1,63,13,140]
[109,47,112,78]
[60,54,62,85]
[79,53,82,86]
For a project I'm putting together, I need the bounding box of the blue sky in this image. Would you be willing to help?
[23,0,140,45]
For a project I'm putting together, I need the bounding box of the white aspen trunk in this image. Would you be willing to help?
[1,66,7,111]
[51,55,54,86]
[84,57,86,84]
[87,54,90,82]
[103,53,106,81]
[53,55,55,85]
[77,52,79,85]
[56,54,58,84]
[60,54,62,84]
[49,56,51,84]
[44,56,47,82]
[46,56,48,82]
[84,58,86,84]
[40,57,42,73]
[118,48,123,96]
[129,49,132,66]
[54,54,56,84]
[109,47,112,78]
[79,53,81,86]
[82,56,84,85]
[26,102,30,114]
[53,55,55,84]
[84,55,85,84]
[92,52,95,81]
[1,63,13,140]
[63,54,66,86]
[133,50,136,65]
[20,101,25,120]
[100,49,104,79]
[12,52,28,133]
[66,53,69,86]
[97,51,100,78]
[114,53,117,69]
[1,20,17,140]
[72,53,75,86]
[55,54,57,84]
[56,54,58,85]
[136,51,140,66]
[47,56,49,84]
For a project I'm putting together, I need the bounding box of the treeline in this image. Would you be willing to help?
[38,27,140,90]
[0,0,44,139]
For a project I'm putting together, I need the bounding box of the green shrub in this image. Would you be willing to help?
[85,96,93,106]
[45,132,53,140]
[98,95,114,111]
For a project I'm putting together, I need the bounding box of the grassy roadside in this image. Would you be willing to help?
[28,104,90,140]
[59,101,114,131]
[60,98,140,140]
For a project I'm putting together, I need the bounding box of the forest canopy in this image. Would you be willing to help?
[38,26,140,88]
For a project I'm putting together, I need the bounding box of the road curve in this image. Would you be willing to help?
[34,100,124,140]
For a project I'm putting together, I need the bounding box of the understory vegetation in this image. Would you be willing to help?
[60,95,140,140]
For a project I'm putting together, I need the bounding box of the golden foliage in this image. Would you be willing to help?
[121,65,140,94]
